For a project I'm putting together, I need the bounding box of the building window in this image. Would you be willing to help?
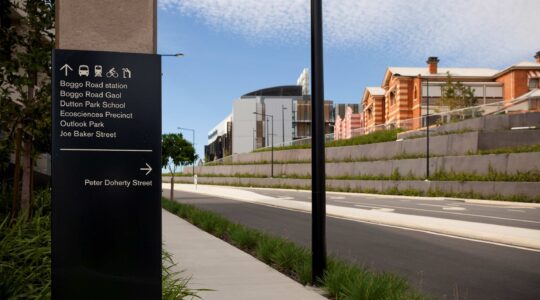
[389,92,396,106]
[529,78,539,90]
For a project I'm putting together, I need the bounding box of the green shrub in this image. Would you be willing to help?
[229,224,260,250]
[0,190,51,300]
[162,250,206,299]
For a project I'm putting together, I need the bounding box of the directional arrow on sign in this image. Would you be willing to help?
[60,64,73,76]
[140,163,152,175]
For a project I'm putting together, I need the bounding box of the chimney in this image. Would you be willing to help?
[535,51,540,64]
[426,56,440,74]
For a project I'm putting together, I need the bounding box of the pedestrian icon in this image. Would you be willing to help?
[94,65,102,77]
[59,64,73,76]
[78,65,90,77]
[122,68,132,79]
[106,67,119,78]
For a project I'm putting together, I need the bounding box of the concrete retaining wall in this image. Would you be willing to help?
[214,130,540,165]
[167,176,540,199]
[186,152,540,179]
[397,112,540,140]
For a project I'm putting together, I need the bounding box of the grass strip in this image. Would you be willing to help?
[404,128,474,139]
[162,198,431,300]
[472,144,540,155]
[170,168,540,182]
[253,129,403,152]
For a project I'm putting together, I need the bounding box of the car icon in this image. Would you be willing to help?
[79,65,90,77]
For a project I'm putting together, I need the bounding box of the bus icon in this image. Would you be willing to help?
[78,65,90,77]
[94,65,103,77]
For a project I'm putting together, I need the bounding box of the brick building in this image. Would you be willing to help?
[334,105,363,140]
[362,52,540,131]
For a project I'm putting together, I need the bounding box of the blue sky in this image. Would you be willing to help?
[157,0,539,159]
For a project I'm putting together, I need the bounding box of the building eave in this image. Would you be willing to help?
[493,65,540,79]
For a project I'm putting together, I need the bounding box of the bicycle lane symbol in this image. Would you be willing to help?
[106,67,119,78]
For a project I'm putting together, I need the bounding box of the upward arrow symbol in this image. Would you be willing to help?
[59,64,73,76]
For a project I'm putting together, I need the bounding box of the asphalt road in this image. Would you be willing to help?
[164,189,540,300]
[240,188,540,230]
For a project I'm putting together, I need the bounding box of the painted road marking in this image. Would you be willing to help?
[454,202,536,209]
[371,208,395,212]
[443,207,466,211]
[354,204,540,225]
[334,199,359,205]
[330,196,346,200]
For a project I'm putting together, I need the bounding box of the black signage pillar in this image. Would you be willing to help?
[51,49,161,300]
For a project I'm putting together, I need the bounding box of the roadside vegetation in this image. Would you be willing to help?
[170,168,540,183]
[0,190,203,299]
[162,198,431,300]
[472,144,540,155]
[253,128,403,152]
[403,128,474,139]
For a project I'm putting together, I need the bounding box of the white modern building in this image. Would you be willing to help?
[232,86,300,154]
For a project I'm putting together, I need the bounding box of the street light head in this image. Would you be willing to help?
[160,53,185,57]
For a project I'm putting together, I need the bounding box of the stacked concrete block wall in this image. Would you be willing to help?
[212,130,539,167]
[184,152,540,179]
[185,114,540,200]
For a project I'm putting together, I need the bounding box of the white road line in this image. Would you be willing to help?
[334,199,361,205]
[371,208,395,212]
[330,196,346,200]
[329,214,540,253]
[443,207,467,211]
[418,203,463,208]
[508,209,526,213]
[353,203,540,224]
[452,202,536,209]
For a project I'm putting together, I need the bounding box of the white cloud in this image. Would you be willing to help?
[159,0,540,67]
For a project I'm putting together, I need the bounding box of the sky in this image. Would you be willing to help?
[157,0,540,159]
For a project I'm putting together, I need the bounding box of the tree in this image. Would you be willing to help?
[161,133,197,201]
[439,72,477,122]
[0,0,54,218]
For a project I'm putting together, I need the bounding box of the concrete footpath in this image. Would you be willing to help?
[165,183,540,251]
[162,209,326,300]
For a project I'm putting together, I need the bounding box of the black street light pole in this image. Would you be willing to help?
[254,112,274,178]
[426,77,430,180]
[282,104,287,146]
[311,0,326,283]
[178,127,195,176]
[253,128,256,150]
